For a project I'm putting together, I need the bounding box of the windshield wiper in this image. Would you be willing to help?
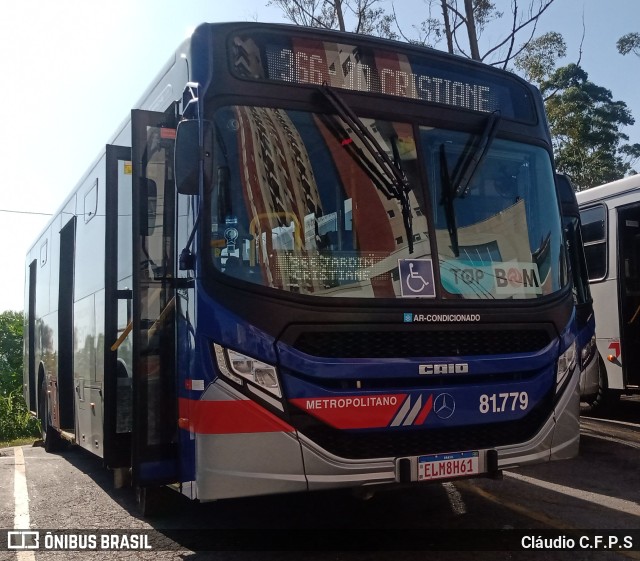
[439,110,501,258]
[453,110,501,198]
[319,84,415,253]
[439,144,459,257]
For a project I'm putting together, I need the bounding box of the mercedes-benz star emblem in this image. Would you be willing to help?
[434,393,456,419]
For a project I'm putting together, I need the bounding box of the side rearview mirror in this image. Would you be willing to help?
[555,173,579,217]
[174,119,213,195]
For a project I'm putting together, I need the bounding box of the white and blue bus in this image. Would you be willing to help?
[25,22,581,510]
[577,175,640,409]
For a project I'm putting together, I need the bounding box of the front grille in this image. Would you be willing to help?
[292,328,551,358]
[284,323,555,459]
[290,394,552,459]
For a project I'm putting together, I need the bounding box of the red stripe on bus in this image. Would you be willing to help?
[289,394,407,429]
[414,394,433,425]
[178,398,294,434]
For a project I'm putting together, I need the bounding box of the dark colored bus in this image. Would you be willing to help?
[556,174,598,411]
[25,22,581,509]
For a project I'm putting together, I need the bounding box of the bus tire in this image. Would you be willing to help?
[38,378,64,453]
[136,486,163,517]
[580,356,619,414]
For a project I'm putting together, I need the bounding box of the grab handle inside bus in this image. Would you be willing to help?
[139,178,157,236]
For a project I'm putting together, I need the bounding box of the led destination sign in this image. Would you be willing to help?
[272,48,492,112]
[231,33,535,120]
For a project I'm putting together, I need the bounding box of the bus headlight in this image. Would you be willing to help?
[556,340,577,391]
[213,344,282,398]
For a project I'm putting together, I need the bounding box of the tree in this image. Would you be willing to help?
[517,34,640,188]
[0,310,23,397]
[432,0,556,67]
[617,32,640,57]
[0,310,37,444]
[267,0,397,37]
[514,30,566,84]
[269,0,557,68]
[540,64,640,189]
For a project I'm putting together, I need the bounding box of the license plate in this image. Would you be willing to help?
[417,451,479,481]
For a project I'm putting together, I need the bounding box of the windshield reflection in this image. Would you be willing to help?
[206,106,566,300]
[422,128,564,298]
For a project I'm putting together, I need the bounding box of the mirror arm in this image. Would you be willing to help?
[179,209,201,271]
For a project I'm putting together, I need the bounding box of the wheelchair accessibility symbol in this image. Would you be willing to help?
[399,259,436,298]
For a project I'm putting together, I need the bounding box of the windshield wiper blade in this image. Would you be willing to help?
[390,135,414,256]
[453,110,501,199]
[439,143,459,257]
[319,84,415,253]
[439,110,501,258]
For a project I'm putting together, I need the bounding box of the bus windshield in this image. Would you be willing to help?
[208,105,566,299]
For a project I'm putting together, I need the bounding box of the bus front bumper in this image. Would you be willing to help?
[192,370,580,501]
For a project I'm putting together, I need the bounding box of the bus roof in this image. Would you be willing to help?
[576,175,640,206]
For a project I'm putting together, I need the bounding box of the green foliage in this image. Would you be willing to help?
[0,391,40,443]
[0,310,24,397]
[515,31,639,189]
[514,31,566,84]
[617,32,640,57]
[541,64,640,189]
[472,0,502,31]
[0,311,38,443]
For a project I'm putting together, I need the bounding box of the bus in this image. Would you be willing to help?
[556,175,598,411]
[576,175,640,408]
[24,22,582,510]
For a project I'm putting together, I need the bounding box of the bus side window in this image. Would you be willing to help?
[580,205,607,281]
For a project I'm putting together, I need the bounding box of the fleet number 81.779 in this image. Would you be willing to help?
[479,392,529,414]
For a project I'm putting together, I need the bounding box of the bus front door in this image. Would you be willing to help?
[130,109,179,490]
[617,203,640,388]
[103,144,134,469]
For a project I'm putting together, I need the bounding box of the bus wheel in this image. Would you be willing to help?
[580,357,619,414]
[38,379,64,453]
[136,486,163,517]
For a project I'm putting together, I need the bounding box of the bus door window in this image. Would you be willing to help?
[131,109,179,482]
[617,204,640,386]
[140,128,177,447]
[618,206,640,293]
[116,157,134,435]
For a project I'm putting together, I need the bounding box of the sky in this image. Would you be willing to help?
[0,0,638,313]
